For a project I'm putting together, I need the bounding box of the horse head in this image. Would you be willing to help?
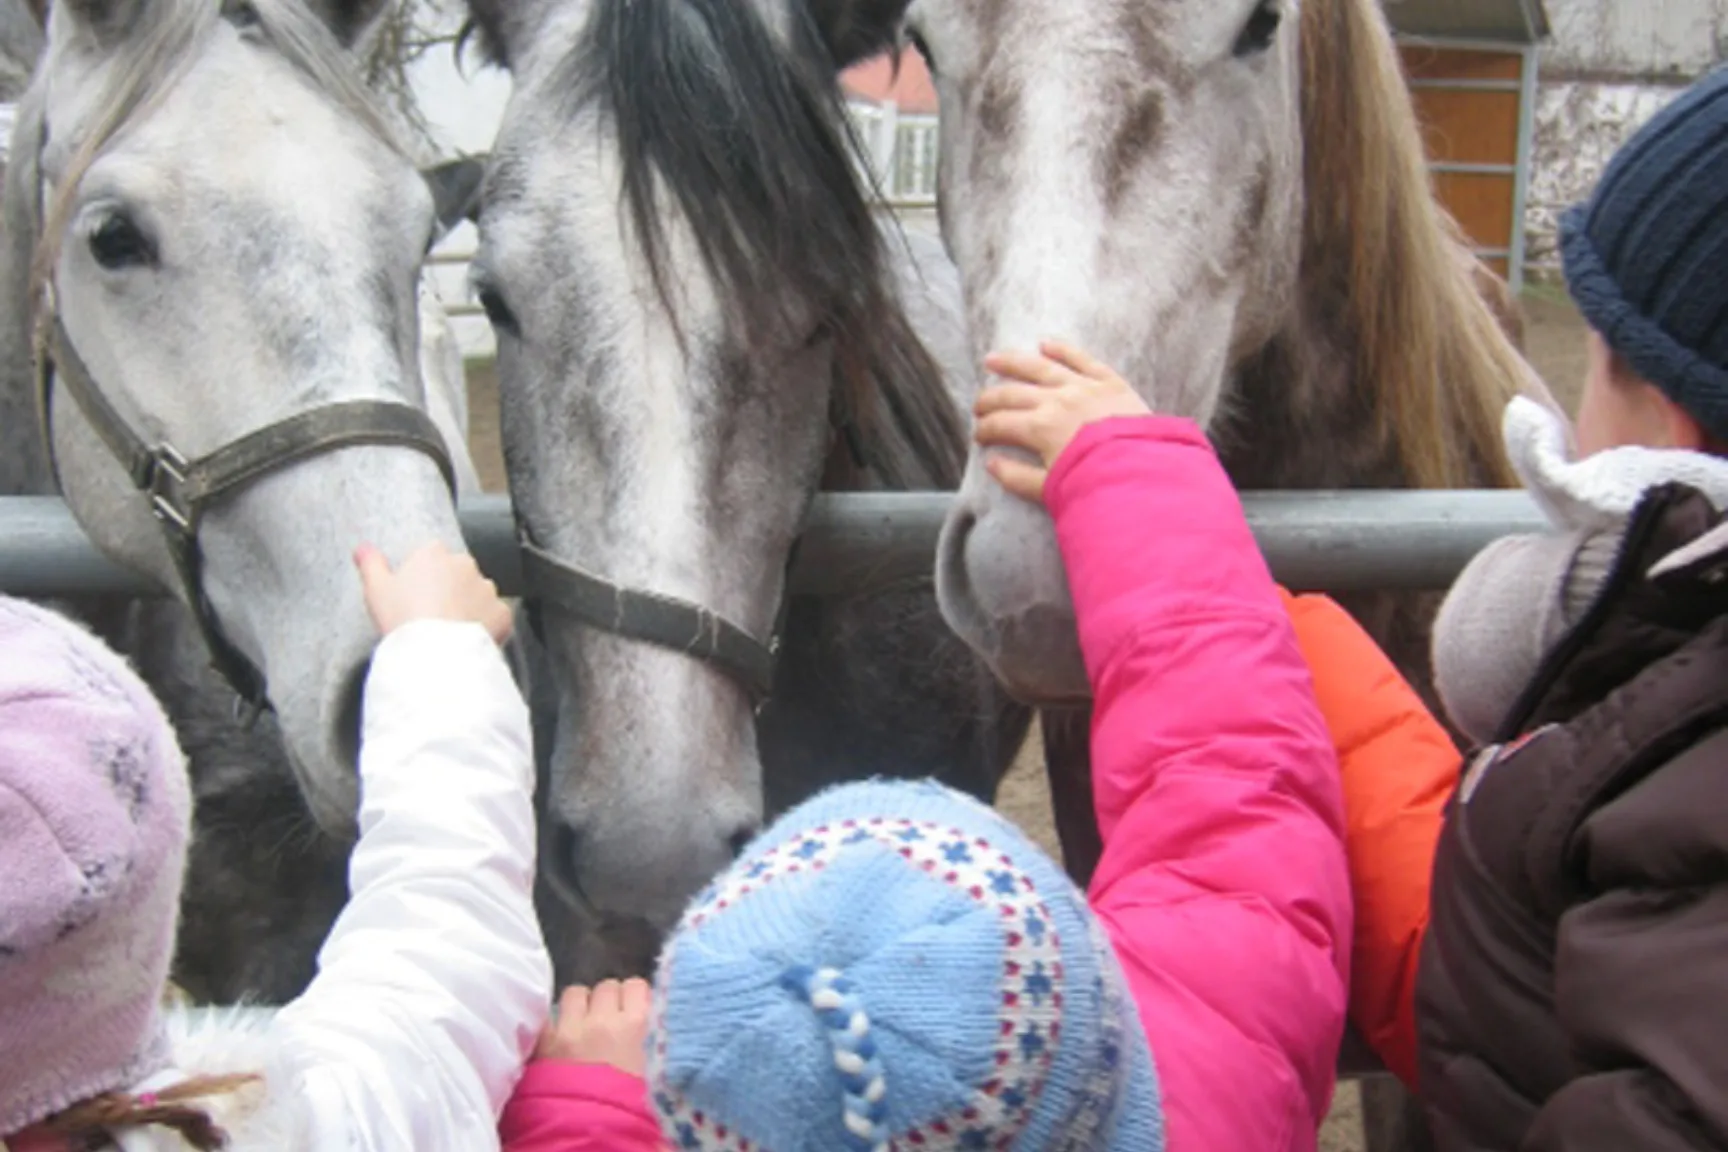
[465,0,966,969]
[891,0,1306,702]
[14,0,479,837]
[846,0,1522,705]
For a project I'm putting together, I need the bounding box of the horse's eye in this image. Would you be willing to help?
[1233,0,1282,57]
[220,0,261,31]
[476,284,520,336]
[88,214,157,270]
[907,28,936,75]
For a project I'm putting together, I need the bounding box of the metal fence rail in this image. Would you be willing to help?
[0,491,1549,599]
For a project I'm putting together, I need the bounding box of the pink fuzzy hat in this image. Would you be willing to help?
[0,596,190,1137]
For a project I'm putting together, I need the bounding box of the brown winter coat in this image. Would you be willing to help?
[1417,482,1728,1151]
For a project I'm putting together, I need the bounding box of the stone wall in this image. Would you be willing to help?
[1542,0,1728,80]
[1526,82,1678,277]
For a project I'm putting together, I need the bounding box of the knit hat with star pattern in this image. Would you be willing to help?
[645,778,1165,1151]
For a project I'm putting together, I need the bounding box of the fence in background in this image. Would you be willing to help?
[0,490,1550,600]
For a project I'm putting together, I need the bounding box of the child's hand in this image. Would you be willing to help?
[355,542,513,644]
[536,979,653,1077]
[974,339,1151,503]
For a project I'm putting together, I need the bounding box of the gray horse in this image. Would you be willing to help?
[463,0,1032,980]
[892,0,1532,711]
[0,0,529,1003]
[836,1,1545,1147]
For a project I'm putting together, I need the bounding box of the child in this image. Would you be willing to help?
[1277,591,1457,1092]
[497,340,1354,1150]
[1410,65,1728,1151]
[0,543,549,1150]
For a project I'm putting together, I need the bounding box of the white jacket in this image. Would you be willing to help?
[112,621,551,1151]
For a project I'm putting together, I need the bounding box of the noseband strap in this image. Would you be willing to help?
[36,311,457,714]
[519,536,780,705]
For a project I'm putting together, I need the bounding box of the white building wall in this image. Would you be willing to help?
[1526,0,1725,277]
[1541,0,1728,79]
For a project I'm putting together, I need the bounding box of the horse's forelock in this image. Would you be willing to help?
[249,0,407,153]
[562,0,963,490]
[1297,0,1524,490]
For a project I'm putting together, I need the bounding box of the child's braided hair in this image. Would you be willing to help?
[37,1075,260,1151]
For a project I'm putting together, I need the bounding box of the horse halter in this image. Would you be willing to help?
[32,290,458,715]
[518,533,785,708]
[513,371,874,710]
[23,46,458,720]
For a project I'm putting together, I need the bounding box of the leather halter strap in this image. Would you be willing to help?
[27,112,456,717]
[519,535,781,706]
[42,314,456,530]
[35,309,456,714]
[513,375,861,709]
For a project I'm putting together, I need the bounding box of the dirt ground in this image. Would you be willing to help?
[460,291,1590,1151]
[1520,286,1591,412]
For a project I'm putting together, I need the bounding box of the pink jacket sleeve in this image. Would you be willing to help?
[1045,418,1352,1152]
[498,1060,665,1152]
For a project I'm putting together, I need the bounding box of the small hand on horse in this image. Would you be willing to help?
[538,979,654,1078]
[354,542,514,646]
[973,340,1152,504]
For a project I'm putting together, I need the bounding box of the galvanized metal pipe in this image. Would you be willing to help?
[0,491,1550,599]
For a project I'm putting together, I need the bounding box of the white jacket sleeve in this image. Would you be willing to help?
[271,620,551,1151]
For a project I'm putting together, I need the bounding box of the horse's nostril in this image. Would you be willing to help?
[726,824,760,859]
[935,507,991,641]
[334,658,371,771]
[936,509,974,588]
[946,508,978,556]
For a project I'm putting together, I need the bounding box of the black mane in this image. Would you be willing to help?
[569,0,965,489]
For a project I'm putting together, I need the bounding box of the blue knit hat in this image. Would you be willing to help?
[645,779,1164,1151]
[1561,65,1728,442]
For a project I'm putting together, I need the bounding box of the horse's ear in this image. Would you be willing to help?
[1,0,47,67]
[304,0,390,51]
[422,155,487,242]
[463,0,552,69]
[804,0,911,70]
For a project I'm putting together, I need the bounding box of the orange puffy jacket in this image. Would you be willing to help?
[1279,590,1459,1089]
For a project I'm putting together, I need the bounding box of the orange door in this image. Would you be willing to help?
[1399,42,1530,286]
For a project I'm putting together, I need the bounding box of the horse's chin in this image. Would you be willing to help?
[289,752,361,844]
[985,646,1092,709]
[536,875,665,985]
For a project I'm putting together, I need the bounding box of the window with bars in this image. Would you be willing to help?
[846,102,940,205]
[891,117,939,203]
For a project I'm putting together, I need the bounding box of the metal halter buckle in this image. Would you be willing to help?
[145,444,194,535]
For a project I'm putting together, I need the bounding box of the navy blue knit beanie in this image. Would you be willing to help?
[1562,65,1728,442]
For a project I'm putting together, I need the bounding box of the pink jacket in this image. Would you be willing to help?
[1053,418,1351,1150]
[497,417,1351,1152]
[499,1062,663,1150]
